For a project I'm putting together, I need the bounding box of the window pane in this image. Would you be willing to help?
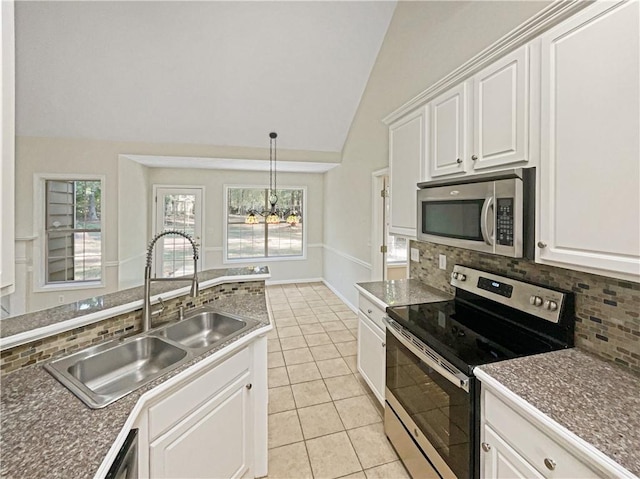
[387,235,407,263]
[228,223,266,258]
[74,180,101,230]
[45,178,102,284]
[162,235,195,277]
[47,231,74,282]
[226,186,304,260]
[73,232,102,281]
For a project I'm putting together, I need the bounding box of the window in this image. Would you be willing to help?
[44,179,102,284]
[226,187,304,261]
[387,235,408,264]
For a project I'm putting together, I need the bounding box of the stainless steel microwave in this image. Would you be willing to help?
[416,168,535,258]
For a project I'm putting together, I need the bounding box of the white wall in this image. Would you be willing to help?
[147,167,324,283]
[323,1,551,307]
[117,156,150,289]
[9,135,328,314]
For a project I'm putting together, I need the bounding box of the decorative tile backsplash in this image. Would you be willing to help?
[0,281,265,375]
[410,240,640,375]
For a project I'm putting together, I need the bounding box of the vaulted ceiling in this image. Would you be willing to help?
[15,1,396,153]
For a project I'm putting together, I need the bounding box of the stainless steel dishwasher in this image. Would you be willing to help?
[105,429,138,479]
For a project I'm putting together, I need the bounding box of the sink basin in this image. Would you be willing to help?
[45,336,189,409]
[45,306,261,409]
[159,309,253,352]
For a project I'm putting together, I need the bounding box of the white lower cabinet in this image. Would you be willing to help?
[479,375,630,479]
[150,372,251,479]
[357,311,385,405]
[482,424,544,479]
[132,336,268,479]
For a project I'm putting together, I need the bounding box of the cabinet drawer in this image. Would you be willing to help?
[358,295,386,332]
[149,347,251,440]
[484,390,601,478]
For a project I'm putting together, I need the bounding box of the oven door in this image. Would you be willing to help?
[385,321,473,479]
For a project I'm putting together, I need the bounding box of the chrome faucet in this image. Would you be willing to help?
[143,230,199,332]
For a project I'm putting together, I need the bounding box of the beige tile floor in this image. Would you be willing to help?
[264,283,409,479]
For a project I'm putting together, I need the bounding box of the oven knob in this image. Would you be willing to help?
[457,274,466,281]
[529,295,543,307]
[544,300,558,311]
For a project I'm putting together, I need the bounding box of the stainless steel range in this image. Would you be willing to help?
[384,265,575,479]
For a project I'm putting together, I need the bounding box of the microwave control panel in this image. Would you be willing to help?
[496,198,514,246]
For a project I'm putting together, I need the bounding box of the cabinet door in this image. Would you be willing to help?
[482,424,545,479]
[472,45,530,171]
[389,107,425,237]
[357,312,385,405]
[429,82,468,178]
[150,372,252,479]
[538,0,640,279]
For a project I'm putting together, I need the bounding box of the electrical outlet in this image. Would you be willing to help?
[410,248,419,262]
[58,295,65,304]
[438,254,447,270]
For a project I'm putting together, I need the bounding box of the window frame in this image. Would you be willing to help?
[33,173,107,292]
[223,184,307,264]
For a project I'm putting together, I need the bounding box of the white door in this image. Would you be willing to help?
[429,82,468,178]
[154,187,203,277]
[537,0,640,279]
[149,373,252,479]
[472,45,530,171]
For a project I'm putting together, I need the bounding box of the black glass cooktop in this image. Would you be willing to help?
[386,299,567,375]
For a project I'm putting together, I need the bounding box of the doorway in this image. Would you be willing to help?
[371,169,408,281]
[153,186,203,277]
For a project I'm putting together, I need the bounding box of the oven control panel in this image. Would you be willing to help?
[450,265,566,323]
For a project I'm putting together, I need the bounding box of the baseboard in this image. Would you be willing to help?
[321,279,357,313]
[265,277,324,286]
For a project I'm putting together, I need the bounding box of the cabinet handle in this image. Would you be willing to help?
[537,241,547,249]
[381,342,386,347]
[544,458,556,471]
[414,428,419,438]
[481,442,491,452]
[456,158,462,164]
[471,155,478,161]
[367,309,373,314]
[246,383,252,390]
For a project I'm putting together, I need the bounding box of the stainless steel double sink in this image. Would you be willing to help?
[45,306,260,409]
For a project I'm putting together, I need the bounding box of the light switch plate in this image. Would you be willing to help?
[410,248,419,262]
[438,254,447,270]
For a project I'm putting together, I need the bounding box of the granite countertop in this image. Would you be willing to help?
[355,278,452,307]
[0,266,269,342]
[0,293,271,479]
[478,348,640,476]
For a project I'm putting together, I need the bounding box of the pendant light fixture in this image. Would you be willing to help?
[245,132,282,224]
[265,132,280,224]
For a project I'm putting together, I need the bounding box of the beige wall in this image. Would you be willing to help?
[11,136,328,314]
[323,1,550,305]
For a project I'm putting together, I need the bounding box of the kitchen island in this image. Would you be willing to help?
[0,268,272,479]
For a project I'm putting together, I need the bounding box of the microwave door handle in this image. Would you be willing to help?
[481,197,495,246]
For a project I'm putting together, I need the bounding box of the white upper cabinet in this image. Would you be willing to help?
[1,0,15,294]
[428,82,468,178]
[389,106,425,237]
[537,0,640,280]
[471,44,535,171]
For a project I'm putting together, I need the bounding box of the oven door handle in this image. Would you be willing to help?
[480,196,495,246]
[384,317,470,392]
